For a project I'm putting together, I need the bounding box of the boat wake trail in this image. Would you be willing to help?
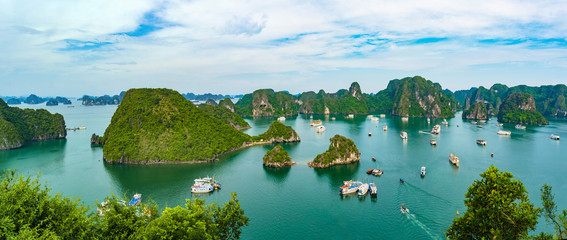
[405,212,438,240]
[404,182,451,205]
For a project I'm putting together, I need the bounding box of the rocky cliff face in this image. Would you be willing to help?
[349,82,363,101]
[91,134,104,146]
[218,98,236,112]
[308,135,360,168]
[388,76,456,118]
[235,89,297,117]
[254,121,300,143]
[462,102,489,120]
[263,145,295,168]
[298,83,368,115]
[498,93,549,125]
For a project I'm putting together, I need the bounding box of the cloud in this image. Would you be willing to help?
[2,0,567,95]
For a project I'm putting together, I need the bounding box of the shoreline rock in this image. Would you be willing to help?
[308,134,360,168]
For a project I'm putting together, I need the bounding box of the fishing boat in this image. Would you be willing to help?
[372,169,383,176]
[358,183,369,196]
[128,193,142,206]
[476,125,483,128]
[497,130,512,135]
[372,157,376,161]
[401,203,410,214]
[340,180,362,195]
[368,130,372,136]
[383,125,388,131]
[442,119,449,125]
[430,139,437,145]
[369,183,377,197]
[310,120,322,126]
[476,139,487,145]
[400,131,408,139]
[316,125,326,133]
[496,123,503,127]
[366,169,374,175]
[399,178,405,183]
[551,134,560,140]
[515,124,526,129]
[420,166,426,177]
[449,153,460,167]
[430,124,441,134]
[277,116,286,121]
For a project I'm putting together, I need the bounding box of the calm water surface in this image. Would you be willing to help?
[1,103,566,239]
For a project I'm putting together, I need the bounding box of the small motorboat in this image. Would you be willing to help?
[420,166,426,177]
[383,125,388,131]
[400,131,408,139]
[401,203,410,214]
[430,139,437,145]
[369,183,377,197]
[496,123,503,127]
[316,125,326,133]
[476,139,487,145]
[128,193,142,206]
[399,178,405,183]
[368,130,372,136]
[372,169,383,176]
[371,157,376,161]
[366,169,374,175]
[515,124,526,129]
[358,183,369,196]
[551,134,560,140]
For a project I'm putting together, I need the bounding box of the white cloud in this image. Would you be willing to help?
[2,0,567,95]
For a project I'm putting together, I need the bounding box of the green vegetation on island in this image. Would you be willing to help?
[497,93,549,125]
[100,89,300,164]
[234,89,297,117]
[0,99,66,150]
[253,121,300,143]
[46,98,58,106]
[6,98,21,105]
[199,103,251,130]
[307,134,360,168]
[373,76,457,118]
[263,145,294,168]
[298,82,369,115]
[0,169,249,239]
[463,83,567,117]
[82,92,125,106]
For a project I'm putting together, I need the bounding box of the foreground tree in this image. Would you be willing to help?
[447,165,540,239]
[0,170,249,239]
[540,184,567,239]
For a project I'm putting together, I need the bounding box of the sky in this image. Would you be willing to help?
[2,0,567,96]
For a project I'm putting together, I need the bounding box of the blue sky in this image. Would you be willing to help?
[2,0,567,96]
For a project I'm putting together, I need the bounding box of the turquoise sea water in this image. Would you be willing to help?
[1,103,566,239]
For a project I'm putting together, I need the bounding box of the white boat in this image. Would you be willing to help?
[430,124,441,134]
[128,193,142,206]
[310,115,313,119]
[347,114,354,119]
[372,169,383,176]
[430,139,437,145]
[400,131,408,139]
[420,166,426,177]
[368,130,372,136]
[369,183,377,197]
[402,117,409,121]
[427,118,430,123]
[383,125,388,131]
[497,130,512,135]
[358,183,369,196]
[331,117,336,121]
[78,126,86,130]
[340,180,362,195]
[551,134,560,140]
[449,153,460,167]
[310,120,322,126]
[496,123,503,127]
[471,121,477,124]
[370,116,380,122]
[380,114,386,118]
[277,116,286,121]
[515,124,526,129]
[442,119,449,125]
[316,125,326,133]
[191,184,214,193]
[479,120,487,123]
[476,139,487,145]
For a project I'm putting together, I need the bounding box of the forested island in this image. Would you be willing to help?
[0,99,67,150]
[81,92,125,106]
[307,135,360,168]
[234,89,298,117]
[97,88,300,164]
[497,93,549,125]
[263,145,295,168]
